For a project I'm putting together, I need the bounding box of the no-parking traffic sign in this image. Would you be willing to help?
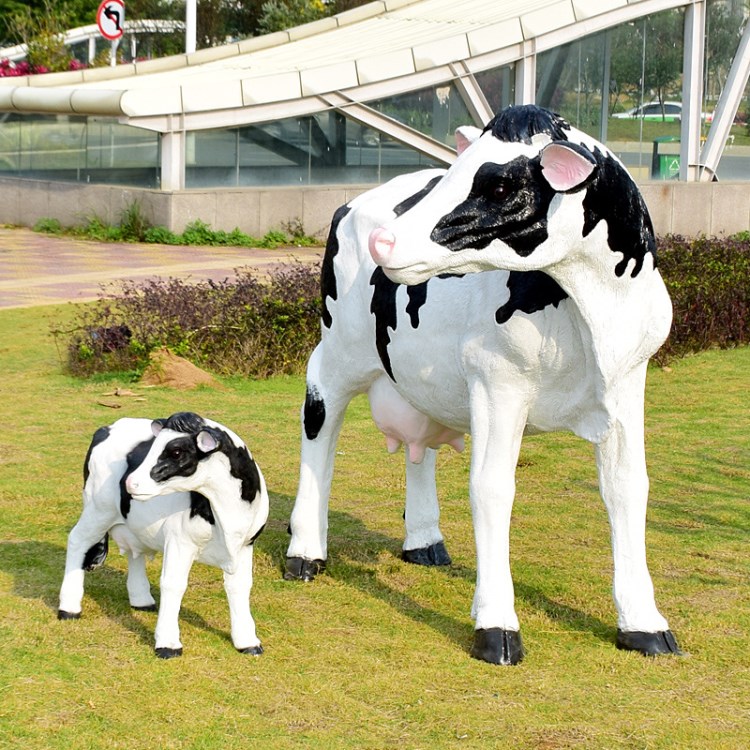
[97,0,125,41]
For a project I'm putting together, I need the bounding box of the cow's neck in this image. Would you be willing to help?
[549,226,671,395]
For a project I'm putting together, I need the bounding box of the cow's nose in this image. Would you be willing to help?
[368,227,396,266]
[125,475,138,494]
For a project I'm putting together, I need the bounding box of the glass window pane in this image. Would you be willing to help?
[367,83,471,147]
[475,64,516,116]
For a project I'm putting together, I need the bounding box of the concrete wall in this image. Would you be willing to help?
[0,176,748,239]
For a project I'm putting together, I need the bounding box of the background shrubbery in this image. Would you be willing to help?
[656,233,750,363]
[52,233,750,380]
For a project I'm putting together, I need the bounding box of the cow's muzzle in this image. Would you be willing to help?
[368,227,396,267]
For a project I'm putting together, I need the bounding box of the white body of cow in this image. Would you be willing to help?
[285,105,680,664]
[59,412,268,658]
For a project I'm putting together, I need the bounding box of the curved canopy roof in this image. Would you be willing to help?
[0,0,687,131]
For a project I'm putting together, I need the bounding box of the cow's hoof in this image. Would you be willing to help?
[616,629,683,656]
[470,628,525,665]
[238,644,264,656]
[57,609,81,620]
[283,556,326,582]
[401,540,452,566]
[155,647,183,659]
[132,604,157,612]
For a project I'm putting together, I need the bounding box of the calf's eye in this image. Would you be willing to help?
[493,184,508,201]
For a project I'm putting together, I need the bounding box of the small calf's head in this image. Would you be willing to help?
[125,412,260,505]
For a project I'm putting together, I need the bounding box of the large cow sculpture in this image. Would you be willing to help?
[285,105,681,665]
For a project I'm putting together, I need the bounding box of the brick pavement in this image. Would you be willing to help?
[0,226,323,309]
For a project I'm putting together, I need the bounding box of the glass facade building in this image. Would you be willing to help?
[0,0,748,189]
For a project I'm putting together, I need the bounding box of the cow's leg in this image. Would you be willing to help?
[58,504,117,619]
[467,382,527,665]
[402,448,451,566]
[224,544,262,654]
[595,375,681,656]
[285,344,363,581]
[125,552,156,611]
[153,540,196,658]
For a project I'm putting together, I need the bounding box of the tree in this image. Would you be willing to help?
[257,0,328,35]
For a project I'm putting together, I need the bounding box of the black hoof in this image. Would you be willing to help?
[470,628,525,665]
[132,604,157,612]
[57,610,81,620]
[616,629,683,656]
[155,647,183,659]
[402,540,452,566]
[238,644,264,656]
[283,556,326,582]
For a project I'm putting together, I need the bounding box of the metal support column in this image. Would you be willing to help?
[680,0,706,181]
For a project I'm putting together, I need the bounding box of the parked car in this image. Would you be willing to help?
[612,101,713,123]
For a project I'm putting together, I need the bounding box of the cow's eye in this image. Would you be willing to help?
[168,449,182,459]
[492,184,508,201]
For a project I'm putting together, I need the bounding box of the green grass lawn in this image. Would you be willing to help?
[0,304,748,749]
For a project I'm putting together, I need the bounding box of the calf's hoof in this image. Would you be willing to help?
[132,604,157,612]
[155,647,183,659]
[238,644,264,656]
[616,629,683,656]
[284,556,326,582]
[401,541,452,566]
[470,628,524,666]
[57,609,81,621]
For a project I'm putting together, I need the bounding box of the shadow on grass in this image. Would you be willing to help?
[0,539,239,651]
[266,495,615,654]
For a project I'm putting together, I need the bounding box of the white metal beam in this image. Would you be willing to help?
[680,0,706,181]
[699,16,750,180]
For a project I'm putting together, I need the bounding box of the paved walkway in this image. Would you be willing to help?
[0,226,323,310]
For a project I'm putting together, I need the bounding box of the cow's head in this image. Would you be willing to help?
[124,412,223,500]
[369,105,654,285]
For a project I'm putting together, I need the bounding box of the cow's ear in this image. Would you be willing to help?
[540,142,597,192]
[151,419,166,437]
[455,126,482,155]
[196,429,221,454]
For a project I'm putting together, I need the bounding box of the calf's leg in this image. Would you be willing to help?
[224,544,262,654]
[154,540,196,658]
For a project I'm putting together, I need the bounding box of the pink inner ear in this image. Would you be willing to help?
[196,430,218,453]
[540,143,596,191]
[455,126,481,155]
[151,421,163,437]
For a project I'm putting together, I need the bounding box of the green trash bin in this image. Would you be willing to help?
[651,136,680,179]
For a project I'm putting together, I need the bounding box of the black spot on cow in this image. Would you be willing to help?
[496,271,568,325]
[370,268,430,379]
[370,268,400,381]
[322,204,351,329]
[163,411,205,434]
[430,155,556,257]
[83,535,109,571]
[392,175,442,216]
[304,385,326,440]
[83,425,110,484]
[484,105,570,144]
[581,147,656,277]
[120,436,158,518]
[190,491,215,524]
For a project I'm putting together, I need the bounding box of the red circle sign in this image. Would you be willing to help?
[97,0,125,41]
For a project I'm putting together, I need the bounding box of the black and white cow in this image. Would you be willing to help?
[285,105,681,664]
[59,412,268,658]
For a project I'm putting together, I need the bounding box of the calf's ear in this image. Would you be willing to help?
[540,141,597,192]
[196,429,220,454]
[151,419,165,437]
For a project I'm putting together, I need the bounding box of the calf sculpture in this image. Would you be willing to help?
[59,412,268,658]
[285,105,681,664]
